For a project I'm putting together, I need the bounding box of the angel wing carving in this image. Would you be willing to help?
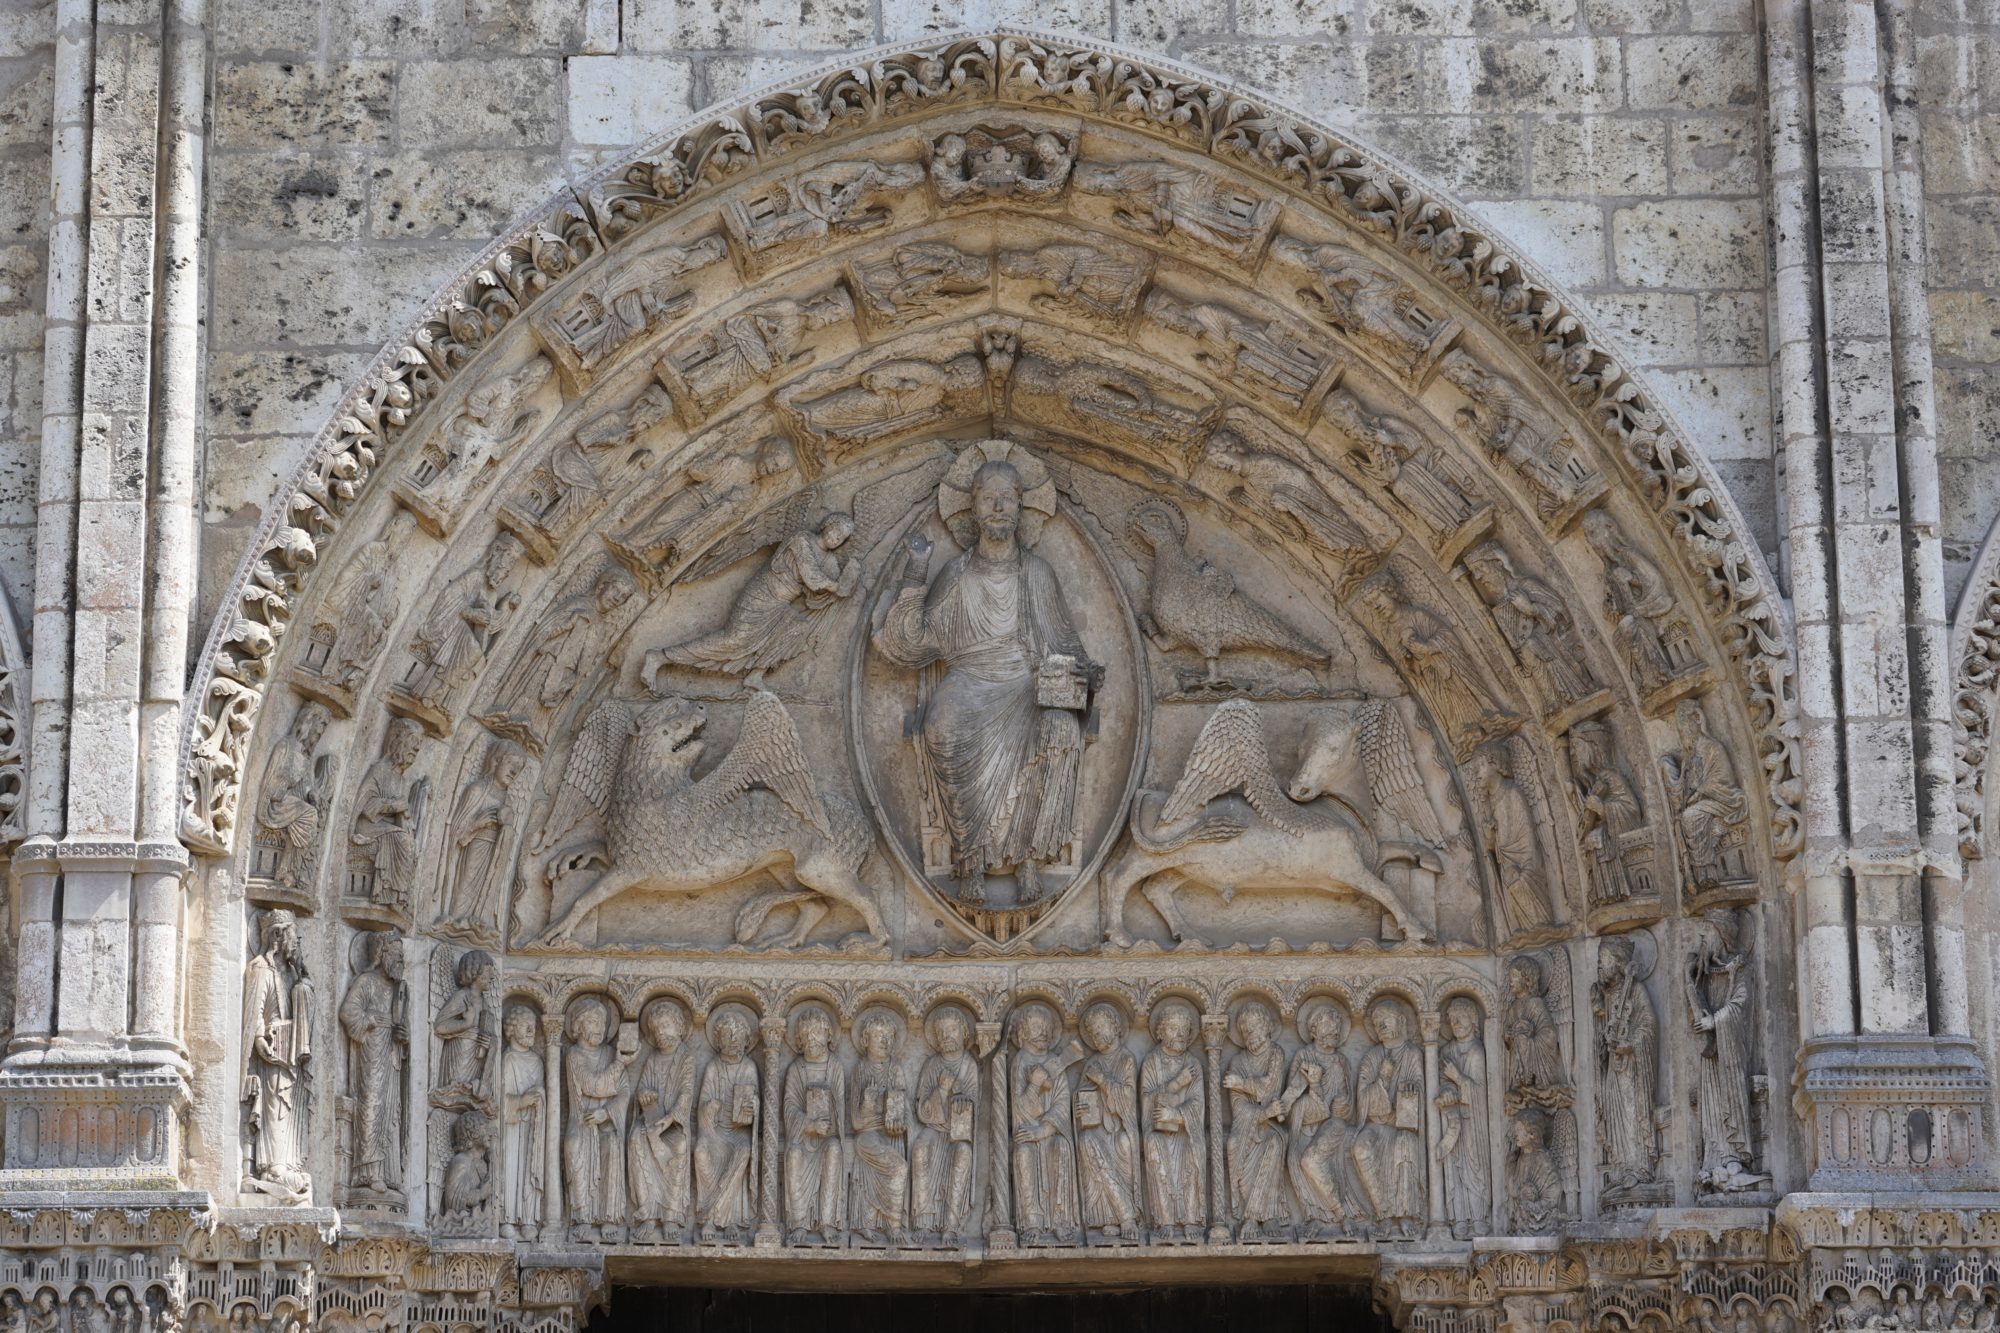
[1159,699,1304,834]
[1357,700,1447,848]
[534,697,636,857]
[680,486,823,583]
[684,688,832,837]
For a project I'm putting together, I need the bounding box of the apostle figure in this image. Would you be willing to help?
[783,1003,848,1246]
[1352,998,1425,1239]
[1141,999,1207,1244]
[1223,1001,1291,1242]
[872,442,1100,905]
[348,717,426,910]
[1435,997,1492,1237]
[1281,999,1356,1241]
[1074,1003,1141,1243]
[1506,1108,1564,1232]
[1687,909,1764,1193]
[695,1004,761,1242]
[499,1003,546,1240]
[338,931,408,1199]
[241,908,313,1202]
[848,1008,909,1246]
[1008,1001,1082,1245]
[562,996,635,1242]
[911,1004,979,1245]
[438,740,527,945]
[432,948,496,1111]
[1504,955,1568,1097]
[1593,937,1660,1191]
[628,997,698,1243]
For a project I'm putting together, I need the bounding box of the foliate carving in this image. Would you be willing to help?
[1439,349,1604,534]
[1352,566,1519,762]
[1435,996,1491,1239]
[1073,159,1279,265]
[1662,699,1755,898]
[561,995,635,1243]
[249,702,335,910]
[532,236,725,386]
[870,441,1101,932]
[437,739,529,947]
[338,931,409,1207]
[1324,391,1493,565]
[1462,541,1609,729]
[928,126,1075,206]
[656,287,854,425]
[694,1003,761,1243]
[1685,908,1769,1197]
[722,161,925,277]
[529,690,883,948]
[241,908,314,1203]
[1140,999,1206,1244]
[1272,236,1462,383]
[392,356,553,538]
[1592,934,1667,1208]
[344,718,427,923]
[1579,509,1710,710]
[388,532,527,737]
[1352,996,1426,1241]
[1501,950,1577,1233]
[628,996,697,1244]
[1104,698,1434,947]
[1128,497,1339,692]
[1008,1001,1082,1246]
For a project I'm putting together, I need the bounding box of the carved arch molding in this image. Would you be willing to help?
[179,31,1815,1324]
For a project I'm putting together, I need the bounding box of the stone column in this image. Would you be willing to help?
[1420,1013,1445,1237]
[755,1015,784,1247]
[978,1019,1013,1250]
[1200,1013,1229,1245]
[541,1015,564,1241]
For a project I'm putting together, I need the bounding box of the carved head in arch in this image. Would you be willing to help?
[1507,955,1545,999]
[503,1002,540,1050]
[1010,1001,1059,1053]
[1367,997,1412,1046]
[260,908,300,963]
[855,1007,904,1061]
[481,532,526,585]
[1233,999,1277,1050]
[1599,937,1637,986]
[971,461,1024,549]
[485,739,528,790]
[790,1002,838,1060]
[568,996,613,1047]
[934,133,967,168]
[1444,997,1483,1044]
[455,948,495,992]
[707,1003,758,1060]
[360,931,404,982]
[1298,998,1350,1052]
[925,1004,972,1056]
[1289,704,1362,804]
[1080,1002,1125,1054]
[1127,497,1188,555]
[451,1108,492,1152]
[1672,697,1710,747]
[1509,1106,1551,1154]
[640,997,688,1052]
[592,566,638,614]
[291,701,332,748]
[816,511,856,551]
[1579,506,1622,559]
[1150,999,1199,1053]
[632,695,708,770]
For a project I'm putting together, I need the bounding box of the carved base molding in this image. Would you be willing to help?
[0,1059,189,1187]
[1798,1034,1995,1192]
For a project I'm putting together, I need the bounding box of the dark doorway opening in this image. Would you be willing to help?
[586,1283,1389,1331]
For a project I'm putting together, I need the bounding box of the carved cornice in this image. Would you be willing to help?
[176,29,1799,871]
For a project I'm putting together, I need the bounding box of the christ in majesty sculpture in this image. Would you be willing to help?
[872,441,1100,906]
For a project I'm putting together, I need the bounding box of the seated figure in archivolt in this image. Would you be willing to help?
[871,440,1101,906]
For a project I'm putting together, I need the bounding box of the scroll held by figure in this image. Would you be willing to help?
[869,440,1103,934]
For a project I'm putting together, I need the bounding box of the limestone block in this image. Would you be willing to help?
[367,149,570,240]
[212,245,472,347]
[1361,115,1526,196]
[1929,196,2000,288]
[1115,0,1230,48]
[1362,0,1581,36]
[212,0,323,54]
[1611,198,1764,288]
[0,54,53,150]
[201,434,319,527]
[1470,198,1607,287]
[1656,367,1770,463]
[1694,290,1767,365]
[0,4,50,58]
[625,0,874,52]
[207,350,370,440]
[566,55,695,145]
[1922,112,2000,197]
[324,0,469,57]
[397,58,562,149]
[1624,35,1758,111]
[1667,113,1759,195]
[1932,291,2000,365]
[1232,0,1356,38]
[1179,44,1371,123]
[1531,117,1669,198]
[701,54,806,108]
[1582,291,1702,366]
[882,0,1112,41]
[211,152,368,242]
[0,243,40,315]
[470,0,616,53]
[1432,37,1623,115]
[214,60,394,150]
[1579,0,1681,30]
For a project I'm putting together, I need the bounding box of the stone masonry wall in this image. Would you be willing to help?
[197,0,1782,636]
[0,0,48,628]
